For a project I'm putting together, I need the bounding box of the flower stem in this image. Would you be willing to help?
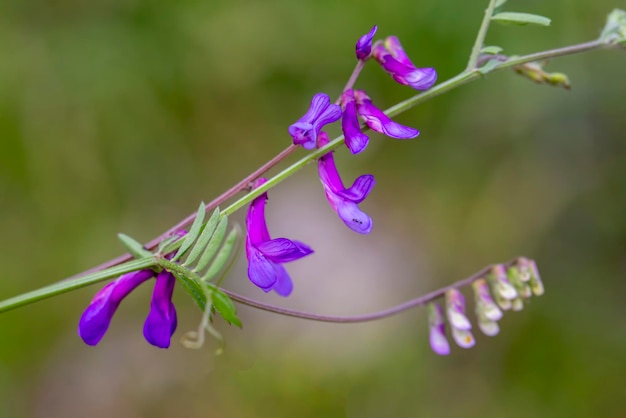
[218,258,520,323]
[0,38,615,315]
[466,0,499,71]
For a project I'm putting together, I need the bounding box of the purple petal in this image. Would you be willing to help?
[318,148,346,195]
[341,91,369,154]
[246,244,279,291]
[256,238,314,263]
[355,25,378,60]
[246,184,270,244]
[289,93,341,150]
[143,270,177,349]
[383,36,413,67]
[382,58,438,90]
[78,269,155,346]
[355,93,420,139]
[428,303,450,355]
[334,197,373,234]
[269,264,294,297]
[338,174,376,204]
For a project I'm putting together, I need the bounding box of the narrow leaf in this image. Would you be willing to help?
[171,202,206,262]
[158,234,183,254]
[203,227,239,280]
[492,12,551,27]
[481,45,503,55]
[212,289,242,328]
[118,233,153,259]
[195,216,228,273]
[173,271,207,311]
[183,208,221,267]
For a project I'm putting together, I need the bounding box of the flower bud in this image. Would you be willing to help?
[427,303,450,355]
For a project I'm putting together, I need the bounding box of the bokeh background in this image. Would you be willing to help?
[1,0,625,417]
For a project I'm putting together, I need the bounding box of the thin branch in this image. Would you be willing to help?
[466,0,499,71]
[221,258,518,323]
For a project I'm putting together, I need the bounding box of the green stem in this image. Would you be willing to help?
[0,38,614,314]
[466,0,499,71]
[0,257,156,313]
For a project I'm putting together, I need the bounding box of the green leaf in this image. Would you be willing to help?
[492,12,551,27]
[171,202,206,262]
[478,58,501,74]
[117,233,153,259]
[481,45,503,55]
[173,271,207,310]
[212,289,242,327]
[203,226,239,280]
[195,216,228,273]
[157,234,183,254]
[183,208,221,267]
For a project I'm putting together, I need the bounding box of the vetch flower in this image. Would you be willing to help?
[372,36,437,90]
[427,302,450,355]
[354,90,420,139]
[289,93,342,150]
[340,90,370,154]
[445,289,475,348]
[472,279,502,337]
[78,269,178,348]
[356,25,377,60]
[317,132,375,234]
[489,264,518,310]
[246,178,313,296]
[517,257,544,296]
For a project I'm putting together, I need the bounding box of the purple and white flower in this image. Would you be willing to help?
[428,302,451,355]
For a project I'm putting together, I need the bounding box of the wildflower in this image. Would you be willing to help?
[246,178,313,296]
[472,279,502,337]
[340,90,370,154]
[517,257,544,296]
[288,93,342,150]
[372,36,437,90]
[78,269,178,348]
[489,264,518,310]
[445,289,475,348]
[355,25,377,60]
[317,132,375,234]
[354,90,420,139]
[427,303,450,355]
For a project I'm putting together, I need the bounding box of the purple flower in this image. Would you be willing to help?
[246,178,314,296]
[340,90,370,154]
[288,93,342,150]
[78,269,178,348]
[445,289,475,349]
[428,303,450,355]
[356,25,377,60]
[372,36,437,90]
[354,90,420,139]
[317,132,375,234]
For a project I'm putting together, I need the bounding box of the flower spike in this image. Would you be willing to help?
[373,36,437,90]
[356,25,378,60]
[317,132,375,234]
[245,178,314,296]
[354,90,420,139]
[289,93,342,150]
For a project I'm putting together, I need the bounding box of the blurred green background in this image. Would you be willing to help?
[1,0,625,417]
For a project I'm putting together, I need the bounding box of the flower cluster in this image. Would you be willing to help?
[78,232,186,349]
[242,25,438,295]
[427,257,544,355]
